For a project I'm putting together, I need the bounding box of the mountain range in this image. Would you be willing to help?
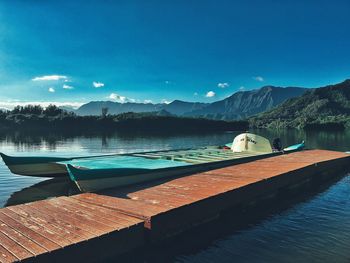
[249,79,350,129]
[184,86,307,119]
[75,100,208,116]
[74,85,307,120]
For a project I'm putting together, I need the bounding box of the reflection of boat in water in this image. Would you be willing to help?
[1,133,305,192]
[5,178,79,207]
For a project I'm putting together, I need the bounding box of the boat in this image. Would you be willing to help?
[283,140,305,151]
[67,133,304,192]
[1,133,305,192]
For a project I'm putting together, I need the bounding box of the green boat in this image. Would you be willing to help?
[0,154,72,178]
[1,133,305,192]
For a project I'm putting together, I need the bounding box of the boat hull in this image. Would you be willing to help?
[0,152,70,177]
[6,162,68,177]
[73,166,195,192]
[68,151,282,192]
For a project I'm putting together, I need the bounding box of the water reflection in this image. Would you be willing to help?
[2,129,350,152]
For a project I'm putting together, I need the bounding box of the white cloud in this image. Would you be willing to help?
[93,81,104,88]
[48,87,55,93]
[63,84,74,90]
[108,93,135,103]
[239,86,245,91]
[144,99,153,104]
[206,91,216,98]
[165,80,170,84]
[0,101,83,110]
[108,93,125,102]
[193,92,198,96]
[218,82,229,88]
[253,76,264,82]
[32,75,67,81]
[161,99,171,104]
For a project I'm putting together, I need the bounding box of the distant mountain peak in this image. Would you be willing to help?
[185,85,307,120]
[76,84,309,118]
[250,78,350,129]
[169,100,186,104]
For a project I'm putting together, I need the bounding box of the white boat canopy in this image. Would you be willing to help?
[232,133,273,153]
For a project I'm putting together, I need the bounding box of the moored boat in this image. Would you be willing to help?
[1,133,305,192]
[66,133,305,192]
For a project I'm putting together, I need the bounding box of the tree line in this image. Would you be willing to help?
[0,104,249,133]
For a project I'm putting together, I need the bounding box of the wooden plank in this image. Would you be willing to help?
[47,198,128,230]
[135,149,225,160]
[72,193,165,219]
[155,185,211,201]
[163,174,243,192]
[0,219,47,256]
[0,212,60,251]
[8,204,91,242]
[60,197,142,226]
[172,157,205,164]
[199,154,232,160]
[207,152,235,156]
[127,190,189,208]
[0,230,33,261]
[131,153,161,159]
[25,201,101,238]
[0,244,18,263]
[165,176,246,193]
[27,201,111,236]
[182,156,222,162]
[143,186,202,202]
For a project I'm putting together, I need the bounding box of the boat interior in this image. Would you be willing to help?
[131,147,266,164]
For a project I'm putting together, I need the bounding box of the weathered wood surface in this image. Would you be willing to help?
[0,197,144,262]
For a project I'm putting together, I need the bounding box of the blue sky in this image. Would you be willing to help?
[0,0,350,108]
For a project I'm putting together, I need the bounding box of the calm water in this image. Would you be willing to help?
[0,129,350,262]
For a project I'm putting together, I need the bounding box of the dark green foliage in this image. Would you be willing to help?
[0,108,248,133]
[111,112,248,133]
[10,104,71,116]
[249,80,350,130]
[43,104,65,116]
[12,105,44,115]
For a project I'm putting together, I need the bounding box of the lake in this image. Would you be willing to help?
[0,129,350,262]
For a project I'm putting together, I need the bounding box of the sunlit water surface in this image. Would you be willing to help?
[0,129,349,262]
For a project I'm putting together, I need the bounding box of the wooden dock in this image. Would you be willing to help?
[0,150,349,262]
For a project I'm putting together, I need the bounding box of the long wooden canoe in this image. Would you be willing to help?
[0,147,224,177]
[1,135,305,192]
[0,142,304,179]
[66,142,305,192]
